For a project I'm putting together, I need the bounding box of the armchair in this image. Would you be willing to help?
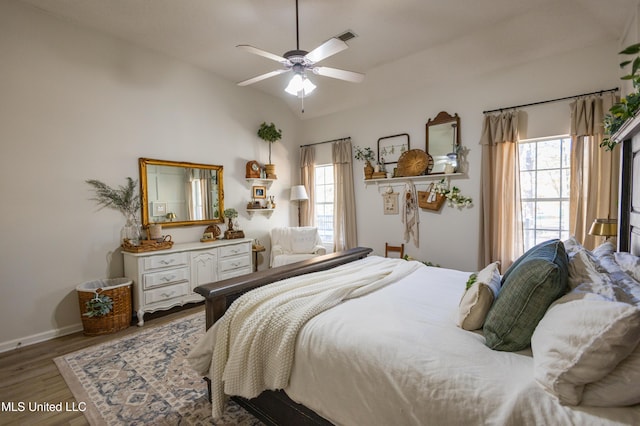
[270,226,327,268]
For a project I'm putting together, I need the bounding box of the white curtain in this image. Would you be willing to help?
[300,146,315,227]
[332,140,357,251]
[570,93,619,249]
[479,111,522,271]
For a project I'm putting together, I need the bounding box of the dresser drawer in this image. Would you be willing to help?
[144,282,189,304]
[219,266,252,281]
[143,252,189,271]
[219,255,251,272]
[143,267,190,289]
[219,243,250,258]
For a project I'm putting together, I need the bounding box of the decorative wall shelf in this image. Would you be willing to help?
[246,178,275,189]
[363,173,464,188]
[246,208,274,218]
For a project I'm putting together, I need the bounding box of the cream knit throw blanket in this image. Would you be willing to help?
[188,256,422,418]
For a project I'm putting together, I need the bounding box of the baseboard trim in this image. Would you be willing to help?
[0,323,84,353]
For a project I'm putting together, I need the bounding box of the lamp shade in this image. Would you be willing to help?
[290,185,309,201]
[588,218,617,237]
[285,74,316,97]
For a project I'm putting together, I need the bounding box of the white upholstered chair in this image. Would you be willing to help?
[270,226,327,268]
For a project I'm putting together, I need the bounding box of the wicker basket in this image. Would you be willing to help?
[418,184,446,211]
[76,278,132,336]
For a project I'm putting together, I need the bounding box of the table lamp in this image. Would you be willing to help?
[588,218,617,242]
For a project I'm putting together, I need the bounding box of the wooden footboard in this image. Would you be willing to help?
[193,247,372,426]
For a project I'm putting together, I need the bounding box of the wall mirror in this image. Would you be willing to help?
[139,158,224,228]
[425,111,460,174]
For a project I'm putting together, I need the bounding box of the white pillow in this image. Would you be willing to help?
[614,252,640,283]
[567,248,608,290]
[592,241,615,259]
[456,262,500,331]
[531,293,640,406]
[597,250,640,306]
[582,342,640,406]
[563,236,583,259]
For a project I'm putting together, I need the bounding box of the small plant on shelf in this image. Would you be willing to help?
[353,146,375,163]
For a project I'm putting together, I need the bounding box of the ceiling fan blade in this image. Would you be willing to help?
[237,69,288,86]
[237,45,288,64]
[305,38,349,63]
[313,67,365,83]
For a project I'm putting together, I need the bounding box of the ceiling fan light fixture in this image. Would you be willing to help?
[285,73,316,97]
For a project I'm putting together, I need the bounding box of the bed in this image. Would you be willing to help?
[189,131,640,425]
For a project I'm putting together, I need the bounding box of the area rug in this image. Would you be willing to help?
[55,311,263,425]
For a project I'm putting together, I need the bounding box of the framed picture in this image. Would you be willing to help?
[382,192,399,215]
[152,201,167,216]
[253,186,266,199]
[378,133,410,165]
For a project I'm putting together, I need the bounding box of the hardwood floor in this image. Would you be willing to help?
[0,303,205,425]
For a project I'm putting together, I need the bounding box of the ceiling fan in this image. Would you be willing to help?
[236,0,365,99]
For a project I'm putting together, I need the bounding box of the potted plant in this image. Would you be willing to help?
[86,177,142,245]
[257,122,282,179]
[354,146,375,179]
[602,43,640,150]
[223,208,238,230]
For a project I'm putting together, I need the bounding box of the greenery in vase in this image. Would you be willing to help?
[83,293,113,317]
[353,146,375,163]
[257,122,282,164]
[223,208,238,219]
[602,43,640,151]
[86,177,141,221]
[432,178,473,208]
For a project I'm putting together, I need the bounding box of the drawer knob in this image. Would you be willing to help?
[160,259,175,265]
[161,291,175,298]
[161,275,176,282]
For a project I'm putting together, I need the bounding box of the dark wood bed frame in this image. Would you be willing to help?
[192,128,640,426]
[613,115,640,256]
[194,246,372,425]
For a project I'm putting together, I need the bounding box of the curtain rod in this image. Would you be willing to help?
[300,136,351,148]
[482,87,619,114]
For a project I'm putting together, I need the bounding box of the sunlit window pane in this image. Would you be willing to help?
[537,140,561,169]
[518,136,571,252]
[519,143,536,171]
[537,170,562,199]
[314,164,334,249]
[520,170,535,199]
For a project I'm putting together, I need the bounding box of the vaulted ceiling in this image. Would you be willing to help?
[20,0,638,118]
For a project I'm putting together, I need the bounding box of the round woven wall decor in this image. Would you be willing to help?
[396,149,431,176]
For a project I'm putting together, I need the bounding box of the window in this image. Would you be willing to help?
[518,136,571,251]
[314,164,334,249]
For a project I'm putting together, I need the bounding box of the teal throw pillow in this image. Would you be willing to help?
[484,239,569,351]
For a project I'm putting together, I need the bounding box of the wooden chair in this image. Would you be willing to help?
[385,243,404,258]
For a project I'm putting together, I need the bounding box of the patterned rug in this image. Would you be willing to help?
[54,311,262,425]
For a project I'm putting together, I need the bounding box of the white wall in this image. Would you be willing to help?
[0,1,299,351]
[300,40,620,272]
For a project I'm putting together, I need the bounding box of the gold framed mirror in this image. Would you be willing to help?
[425,111,460,174]
[139,158,224,228]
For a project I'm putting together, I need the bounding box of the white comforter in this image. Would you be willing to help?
[192,256,640,425]
[189,256,421,418]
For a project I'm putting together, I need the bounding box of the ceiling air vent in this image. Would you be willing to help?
[337,30,357,42]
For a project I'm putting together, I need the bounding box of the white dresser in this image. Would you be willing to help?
[123,239,252,326]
